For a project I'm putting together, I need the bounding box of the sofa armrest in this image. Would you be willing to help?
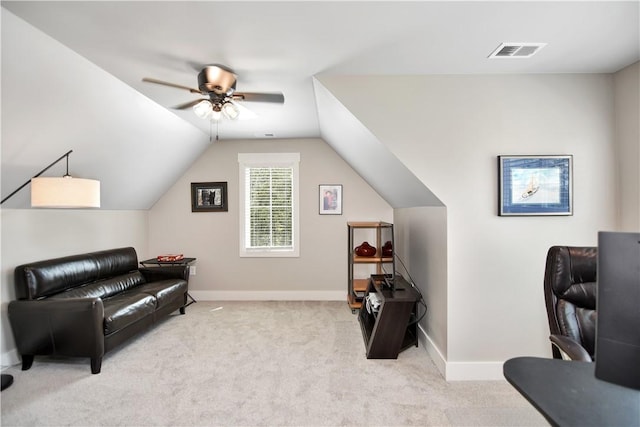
[139,266,189,282]
[8,298,105,360]
[549,334,593,362]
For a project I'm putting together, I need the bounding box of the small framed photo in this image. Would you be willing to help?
[191,182,228,212]
[498,155,573,216]
[319,184,342,215]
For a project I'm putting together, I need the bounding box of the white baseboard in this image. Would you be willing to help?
[445,361,506,381]
[418,323,447,378]
[1,349,20,369]
[417,324,506,381]
[189,290,345,301]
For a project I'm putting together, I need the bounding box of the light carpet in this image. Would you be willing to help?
[0,301,547,426]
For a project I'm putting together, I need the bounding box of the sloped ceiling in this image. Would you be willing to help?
[314,78,443,208]
[1,10,210,210]
[4,1,638,139]
[2,2,638,210]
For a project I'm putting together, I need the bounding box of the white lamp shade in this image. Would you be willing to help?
[31,176,100,208]
[193,100,213,119]
[210,109,221,121]
[221,102,240,120]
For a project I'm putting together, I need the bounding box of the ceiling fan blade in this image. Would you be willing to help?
[171,99,205,110]
[142,77,202,94]
[233,92,285,104]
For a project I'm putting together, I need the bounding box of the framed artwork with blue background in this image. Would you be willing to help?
[498,155,573,216]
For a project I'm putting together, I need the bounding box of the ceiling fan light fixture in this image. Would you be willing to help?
[198,65,237,95]
[144,64,284,124]
[193,100,213,119]
[210,104,222,121]
[221,101,240,120]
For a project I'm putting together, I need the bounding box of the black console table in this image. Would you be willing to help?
[504,356,640,427]
[140,257,197,308]
[358,274,419,359]
[140,257,196,266]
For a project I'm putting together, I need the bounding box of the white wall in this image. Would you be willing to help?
[614,61,640,231]
[394,207,448,374]
[148,138,393,300]
[0,209,148,366]
[318,73,619,379]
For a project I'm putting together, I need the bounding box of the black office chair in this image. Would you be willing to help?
[543,246,598,362]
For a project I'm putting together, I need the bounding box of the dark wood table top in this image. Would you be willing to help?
[139,257,196,266]
[503,356,640,427]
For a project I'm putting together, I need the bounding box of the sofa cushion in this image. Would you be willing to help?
[92,248,139,279]
[102,292,156,335]
[14,247,139,300]
[137,280,187,308]
[50,272,146,301]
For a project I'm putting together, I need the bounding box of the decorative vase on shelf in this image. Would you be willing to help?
[382,241,393,257]
[355,241,376,257]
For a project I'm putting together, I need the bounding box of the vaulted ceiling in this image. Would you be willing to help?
[2,1,638,209]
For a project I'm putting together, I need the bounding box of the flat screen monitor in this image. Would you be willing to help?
[595,231,640,389]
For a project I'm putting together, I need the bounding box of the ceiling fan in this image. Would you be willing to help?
[142,64,284,121]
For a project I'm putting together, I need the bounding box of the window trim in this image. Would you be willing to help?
[238,153,300,258]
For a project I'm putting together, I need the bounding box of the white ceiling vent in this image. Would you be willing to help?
[489,42,547,59]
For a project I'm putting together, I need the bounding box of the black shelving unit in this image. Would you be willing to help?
[358,274,419,359]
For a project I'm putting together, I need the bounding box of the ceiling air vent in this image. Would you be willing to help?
[489,42,546,59]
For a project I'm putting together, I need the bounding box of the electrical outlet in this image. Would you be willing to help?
[190,266,196,276]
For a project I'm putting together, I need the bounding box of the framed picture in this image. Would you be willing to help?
[191,182,228,212]
[319,184,342,215]
[498,155,573,216]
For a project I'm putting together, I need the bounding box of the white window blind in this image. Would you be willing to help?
[238,153,300,257]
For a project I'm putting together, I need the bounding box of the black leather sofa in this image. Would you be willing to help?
[8,247,189,374]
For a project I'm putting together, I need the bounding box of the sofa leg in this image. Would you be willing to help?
[180,306,186,315]
[91,357,102,374]
[21,355,34,371]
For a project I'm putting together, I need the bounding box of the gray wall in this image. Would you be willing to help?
[613,62,640,231]
[394,207,448,374]
[318,72,633,379]
[148,137,393,300]
[0,138,393,365]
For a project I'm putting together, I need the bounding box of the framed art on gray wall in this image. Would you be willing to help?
[319,184,342,215]
[191,182,228,212]
[498,155,573,216]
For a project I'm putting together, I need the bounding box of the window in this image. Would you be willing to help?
[238,153,300,257]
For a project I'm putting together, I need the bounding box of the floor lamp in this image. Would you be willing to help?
[1,150,100,208]
[1,150,100,391]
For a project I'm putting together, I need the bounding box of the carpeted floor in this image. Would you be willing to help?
[0,301,547,426]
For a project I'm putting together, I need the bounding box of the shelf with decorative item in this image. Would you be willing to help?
[347,221,395,312]
[353,256,394,264]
